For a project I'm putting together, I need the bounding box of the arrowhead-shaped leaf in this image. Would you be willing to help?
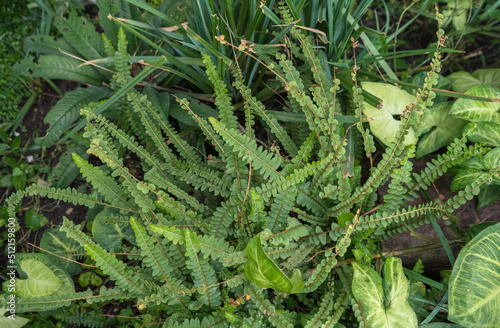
[416,103,467,158]
[8,259,63,298]
[352,257,417,328]
[244,233,303,293]
[362,82,417,147]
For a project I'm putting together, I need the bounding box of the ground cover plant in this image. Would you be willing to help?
[2,0,500,328]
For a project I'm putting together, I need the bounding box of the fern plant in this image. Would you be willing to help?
[3,6,497,328]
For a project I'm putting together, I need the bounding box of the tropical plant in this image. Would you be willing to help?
[3,6,499,327]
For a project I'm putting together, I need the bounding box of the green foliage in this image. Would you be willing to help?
[352,257,418,327]
[0,0,35,123]
[3,4,499,328]
[448,223,500,327]
[244,232,304,294]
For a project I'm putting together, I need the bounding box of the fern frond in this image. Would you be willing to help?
[101,33,115,58]
[145,168,210,215]
[378,147,415,214]
[221,251,247,267]
[170,316,227,328]
[56,311,107,328]
[266,217,309,246]
[291,207,328,226]
[0,290,93,313]
[84,244,147,297]
[282,244,315,270]
[207,197,241,239]
[82,110,172,183]
[23,185,121,210]
[130,217,175,282]
[84,134,165,225]
[156,190,202,225]
[60,217,147,296]
[73,153,133,210]
[169,160,231,197]
[85,286,129,304]
[128,90,202,164]
[176,97,226,155]
[194,234,235,261]
[276,53,328,154]
[150,224,185,245]
[114,27,131,83]
[286,132,316,173]
[126,90,177,163]
[203,54,238,130]
[210,117,282,182]
[321,290,349,328]
[296,185,327,216]
[266,186,298,233]
[256,153,335,200]
[232,72,298,157]
[246,283,294,328]
[302,254,337,293]
[184,230,221,307]
[410,141,489,194]
[304,281,335,328]
[329,203,444,241]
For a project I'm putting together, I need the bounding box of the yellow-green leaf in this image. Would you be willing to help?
[244,233,303,294]
[448,223,500,327]
[352,257,417,328]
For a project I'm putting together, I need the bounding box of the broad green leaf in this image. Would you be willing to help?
[40,228,85,276]
[450,169,487,192]
[13,56,104,85]
[448,85,500,124]
[482,147,500,171]
[442,0,470,31]
[448,69,500,93]
[0,309,29,328]
[477,185,500,210]
[24,209,48,232]
[452,147,500,191]
[244,233,303,293]
[6,259,63,298]
[352,257,418,328]
[416,103,467,158]
[92,208,135,251]
[448,223,500,327]
[55,11,105,60]
[37,86,112,147]
[78,271,103,288]
[24,35,74,57]
[12,167,26,192]
[362,82,417,146]
[466,122,500,147]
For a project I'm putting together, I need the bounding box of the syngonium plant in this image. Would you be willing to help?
[3,6,499,328]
